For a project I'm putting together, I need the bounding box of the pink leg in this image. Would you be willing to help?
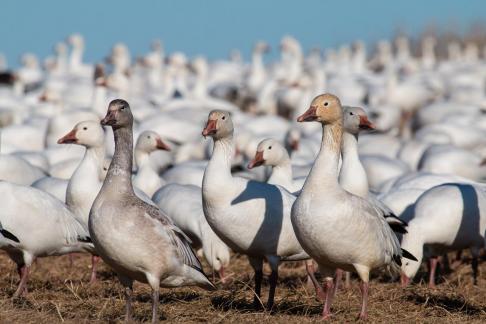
[218,266,226,284]
[68,253,75,267]
[345,271,351,289]
[90,255,101,284]
[429,257,438,288]
[13,265,30,298]
[322,278,335,320]
[358,281,369,320]
[306,260,325,301]
[333,269,343,297]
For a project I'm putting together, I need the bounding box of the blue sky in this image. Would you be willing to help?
[0,0,484,67]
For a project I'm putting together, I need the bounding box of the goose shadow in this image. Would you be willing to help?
[231,180,285,257]
[405,292,484,315]
[211,294,322,315]
[135,291,202,304]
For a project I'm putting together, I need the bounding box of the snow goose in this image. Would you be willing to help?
[247,138,304,192]
[201,109,310,310]
[418,144,486,181]
[0,154,46,185]
[57,120,107,282]
[90,99,214,322]
[133,130,170,197]
[340,106,408,233]
[400,183,486,287]
[152,183,230,282]
[31,176,68,202]
[291,94,416,319]
[0,181,92,297]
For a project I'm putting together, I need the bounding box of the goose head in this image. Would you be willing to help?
[254,41,270,54]
[67,33,85,49]
[57,120,104,148]
[136,131,171,153]
[297,93,342,124]
[248,139,288,169]
[101,99,133,129]
[343,106,375,135]
[202,110,234,140]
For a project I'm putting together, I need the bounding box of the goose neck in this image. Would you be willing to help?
[303,121,343,190]
[205,136,234,182]
[340,132,369,197]
[103,126,134,195]
[269,159,293,187]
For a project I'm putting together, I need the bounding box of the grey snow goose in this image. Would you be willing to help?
[89,99,215,323]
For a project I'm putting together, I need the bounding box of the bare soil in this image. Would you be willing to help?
[1,252,485,323]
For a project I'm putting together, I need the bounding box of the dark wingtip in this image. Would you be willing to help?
[0,229,20,243]
[393,254,402,266]
[78,236,92,243]
[401,248,418,262]
[389,223,408,234]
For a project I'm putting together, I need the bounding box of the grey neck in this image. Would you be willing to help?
[102,125,135,196]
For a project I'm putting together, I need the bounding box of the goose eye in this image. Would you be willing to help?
[324,102,329,106]
[147,136,151,139]
[349,112,353,116]
[120,106,125,110]
[222,116,226,120]
[83,127,88,130]
[269,146,272,150]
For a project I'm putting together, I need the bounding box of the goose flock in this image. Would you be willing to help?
[1,32,486,321]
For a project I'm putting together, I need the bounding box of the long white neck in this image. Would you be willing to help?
[203,136,234,194]
[66,144,105,222]
[192,71,208,99]
[251,51,264,72]
[339,132,369,198]
[92,86,107,117]
[69,46,83,70]
[301,121,342,193]
[134,149,150,171]
[268,159,293,189]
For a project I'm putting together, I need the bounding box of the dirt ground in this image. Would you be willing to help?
[0,252,485,323]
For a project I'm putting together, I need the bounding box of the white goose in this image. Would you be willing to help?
[247,138,304,193]
[0,181,93,297]
[90,100,215,323]
[201,109,309,310]
[291,94,415,320]
[152,183,231,282]
[133,130,170,197]
[400,183,486,287]
[57,120,106,282]
[340,106,408,233]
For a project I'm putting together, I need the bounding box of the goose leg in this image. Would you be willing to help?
[119,276,133,322]
[306,260,325,301]
[152,288,160,323]
[472,256,479,285]
[471,247,480,285]
[321,278,335,320]
[353,265,370,320]
[90,255,100,284]
[266,256,281,311]
[358,281,369,320]
[428,257,438,288]
[248,257,263,310]
[13,264,30,298]
[333,269,342,297]
[345,271,351,289]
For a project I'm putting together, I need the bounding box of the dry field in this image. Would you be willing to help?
[1,252,486,323]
